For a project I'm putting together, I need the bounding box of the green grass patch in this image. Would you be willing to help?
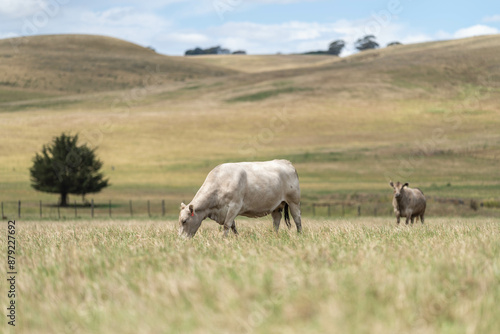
[0,89,58,103]
[0,98,80,112]
[226,86,312,103]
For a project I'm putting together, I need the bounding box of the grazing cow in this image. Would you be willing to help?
[178,160,302,238]
[389,181,426,225]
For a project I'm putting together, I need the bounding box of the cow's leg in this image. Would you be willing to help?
[420,214,425,224]
[271,210,282,232]
[396,212,400,225]
[223,205,240,237]
[411,216,415,224]
[288,202,302,233]
[231,220,239,235]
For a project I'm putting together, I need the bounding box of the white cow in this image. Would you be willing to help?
[178,160,302,238]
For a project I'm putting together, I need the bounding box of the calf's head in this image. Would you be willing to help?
[389,181,408,199]
[178,203,202,238]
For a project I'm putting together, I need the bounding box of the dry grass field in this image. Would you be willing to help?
[1,33,500,333]
[1,34,500,215]
[1,218,499,334]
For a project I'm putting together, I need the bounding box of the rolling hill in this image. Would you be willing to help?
[1,34,499,216]
[0,34,235,99]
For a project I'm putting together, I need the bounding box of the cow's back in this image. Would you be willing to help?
[206,160,299,215]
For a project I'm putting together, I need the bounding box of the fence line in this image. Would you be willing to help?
[307,202,392,217]
[1,198,494,220]
[0,199,174,220]
[0,199,395,220]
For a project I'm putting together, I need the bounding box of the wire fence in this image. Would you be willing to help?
[0,200,172,220]
[2,197,493,220]
[1,199,394,220]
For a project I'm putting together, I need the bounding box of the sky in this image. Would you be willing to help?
[0,0,499,55]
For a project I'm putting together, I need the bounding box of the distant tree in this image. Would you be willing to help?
[30,133,109,206]
[185,46,232,56]
[355,35,379,51]
[387,41,402,47]
[185,47,204,56]
[232,50,247,55]
[146,46,156,52]
[328,40,345,56]
[303,51,328,55]
[205,46,222,55]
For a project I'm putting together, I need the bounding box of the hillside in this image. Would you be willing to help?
[1,34,500,215]
[0,34,235,99]
[188,54,341,73]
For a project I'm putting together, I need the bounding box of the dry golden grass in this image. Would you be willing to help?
[0,34,500,211]
[188,54,341,73]
[1,217,499,334]
[0,34,235,96]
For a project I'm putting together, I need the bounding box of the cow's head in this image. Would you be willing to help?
[178,203,202,238]
[389,181,408,199]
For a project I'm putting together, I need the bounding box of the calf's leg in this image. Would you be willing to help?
[231,220,239,235]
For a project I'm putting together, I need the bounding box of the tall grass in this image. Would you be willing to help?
[2,218,499,333]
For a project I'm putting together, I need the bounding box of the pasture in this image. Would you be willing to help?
[1,33,500,333]
[1,218,499,334]
[1,35,500,213]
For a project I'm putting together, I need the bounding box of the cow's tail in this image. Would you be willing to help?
[284,203,291,229]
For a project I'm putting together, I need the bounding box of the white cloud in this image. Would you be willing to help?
[453,24,499,39]
[0,32,19,39]
[202,19,416,55]
[0,0,47,18]
[163,32,210,44]
[483,15,500,22]
[81,7,169,29]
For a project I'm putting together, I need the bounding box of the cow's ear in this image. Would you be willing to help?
[402,183,409,188]
[189,204,194,214]
[180,202,186,210]
[389,181,394,188]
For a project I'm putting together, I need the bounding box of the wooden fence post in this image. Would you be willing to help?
[74,201,77,218]
[91,199,94,218]
[129,200,133,217]
[162,200,166,217]
[358,205,361,216]
[109,200,112,218]
[18,200,21,219]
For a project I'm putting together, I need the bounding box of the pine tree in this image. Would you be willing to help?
[29,133,109,206]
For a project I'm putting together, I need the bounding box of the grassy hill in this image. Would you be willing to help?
[1,34,499,217]
[188,54,341,73]
[0,34,235,99]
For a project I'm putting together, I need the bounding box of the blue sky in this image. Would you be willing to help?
[1,0,499,55]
